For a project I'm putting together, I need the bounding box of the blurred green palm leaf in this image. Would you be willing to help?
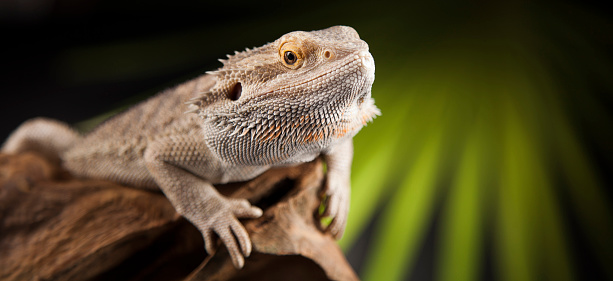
[343,2,613,281]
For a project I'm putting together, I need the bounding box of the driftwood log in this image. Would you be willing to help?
[0,152,358,281]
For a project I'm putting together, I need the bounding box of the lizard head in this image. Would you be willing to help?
[189,25,380,166]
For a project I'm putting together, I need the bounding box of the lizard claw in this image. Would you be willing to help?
[198,197,262,269]
[322,176,350,239]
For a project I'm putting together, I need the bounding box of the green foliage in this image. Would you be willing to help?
[344,2,613,280]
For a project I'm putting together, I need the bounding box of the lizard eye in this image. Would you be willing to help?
[284,51,297,65]
[279,42,304,69]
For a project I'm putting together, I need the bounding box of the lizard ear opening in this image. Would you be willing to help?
[229,82,242,101]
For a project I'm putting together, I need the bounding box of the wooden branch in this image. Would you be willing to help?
[0,152,359,281]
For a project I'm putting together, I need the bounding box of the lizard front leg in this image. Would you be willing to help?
[144,136,262,269]
[322,139,353,239]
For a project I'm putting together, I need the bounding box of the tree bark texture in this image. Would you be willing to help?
[0,152,358,281]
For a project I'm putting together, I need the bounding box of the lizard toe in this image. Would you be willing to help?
[216,223,245,269]
[323,185,349,239]
[230,219,252,257]
[329,208,348,239]
[230,198,263,218]
[202,229,216,255]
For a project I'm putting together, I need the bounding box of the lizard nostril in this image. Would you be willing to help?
[229,82,242,101]
[324,50,332,59]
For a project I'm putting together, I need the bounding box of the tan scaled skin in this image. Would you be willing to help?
[2,26,380,269]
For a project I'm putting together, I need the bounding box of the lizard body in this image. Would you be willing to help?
[2,26,379,268]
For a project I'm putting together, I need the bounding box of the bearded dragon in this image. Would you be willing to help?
[2,25,379,269]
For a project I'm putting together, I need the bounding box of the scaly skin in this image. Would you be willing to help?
[2,26,379,268]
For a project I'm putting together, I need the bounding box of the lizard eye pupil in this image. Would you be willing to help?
[284,51,297,65]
